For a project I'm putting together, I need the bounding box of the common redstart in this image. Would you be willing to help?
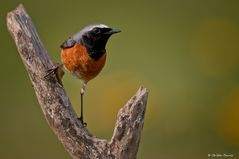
[47,24,121,126]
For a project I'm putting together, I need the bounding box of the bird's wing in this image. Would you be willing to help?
[60,37,76,49]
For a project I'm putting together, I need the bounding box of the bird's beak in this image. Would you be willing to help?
[106,28,121,35]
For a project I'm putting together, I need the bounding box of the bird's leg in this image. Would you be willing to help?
[78,81,87,126]
[44,64,64,86]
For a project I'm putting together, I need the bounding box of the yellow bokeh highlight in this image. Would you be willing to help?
[217,87,239,143]
[191,19,239,76]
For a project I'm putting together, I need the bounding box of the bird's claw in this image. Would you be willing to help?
[44,64,64,86]
[77,117,87,127]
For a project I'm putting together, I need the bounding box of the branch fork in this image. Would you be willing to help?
[7,4,148,159]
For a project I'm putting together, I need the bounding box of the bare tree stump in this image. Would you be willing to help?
[7,4,148,159]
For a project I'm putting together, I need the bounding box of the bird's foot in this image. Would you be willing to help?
[77,117,87,127]
[44,64,64,86]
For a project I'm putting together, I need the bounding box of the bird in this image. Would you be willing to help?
[48,24,121,126]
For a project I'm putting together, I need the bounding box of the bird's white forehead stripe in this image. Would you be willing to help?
[96,24,109,28]
[85,24,109,31]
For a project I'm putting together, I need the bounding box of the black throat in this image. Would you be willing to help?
[87,47,106,61]
[80,35,110,61]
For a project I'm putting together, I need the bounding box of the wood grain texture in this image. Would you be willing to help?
[7,4,148,159]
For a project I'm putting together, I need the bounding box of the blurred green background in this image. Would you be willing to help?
[1,0,239,158]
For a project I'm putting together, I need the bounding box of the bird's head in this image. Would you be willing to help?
[73,24,121,60]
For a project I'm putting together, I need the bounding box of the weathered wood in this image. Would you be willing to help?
[7,4,148,159]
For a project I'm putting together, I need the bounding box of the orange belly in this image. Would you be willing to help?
[61,43,106,82]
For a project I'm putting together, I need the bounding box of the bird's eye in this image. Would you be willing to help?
[92,28,101,34]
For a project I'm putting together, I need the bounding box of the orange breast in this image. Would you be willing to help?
[61,43,106,82]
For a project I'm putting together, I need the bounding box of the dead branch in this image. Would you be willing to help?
[7,4,148,159]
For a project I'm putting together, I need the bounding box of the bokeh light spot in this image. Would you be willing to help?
[217,87,239,143]
[191,19,239,76]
